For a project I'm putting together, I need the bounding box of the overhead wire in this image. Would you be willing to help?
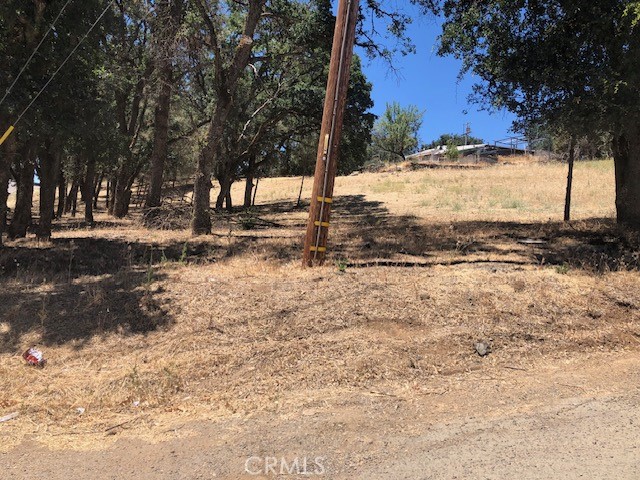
[0,0,115,146]
[13,0,115,127]
[0,0,74,109]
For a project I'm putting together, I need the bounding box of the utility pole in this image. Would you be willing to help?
[463,122,471,146]
[302,0,359,267]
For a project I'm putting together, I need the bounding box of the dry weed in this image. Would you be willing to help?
[0,160,638,450]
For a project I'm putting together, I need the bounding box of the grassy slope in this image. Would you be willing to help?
[1,159,639,450]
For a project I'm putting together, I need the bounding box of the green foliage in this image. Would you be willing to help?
[370,102,424,162]
[0,0,109,142]
[522,119,613,159]
[624,1,640,26]
[238,210,258,230]
[435,1,640,227]
[423,133,484,150]
[339,55,377,175]
[437,1,640,136]
[336,258,348,273]
[445,139,460,160]
[0,0,421,232]
[189,0,374,187]
[179,242,189,264]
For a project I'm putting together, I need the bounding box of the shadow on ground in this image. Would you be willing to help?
[5,195,640,275]
[0,237,180,353]
[329,195,640,272]
[196,195,640,272]
[1,194,638,353]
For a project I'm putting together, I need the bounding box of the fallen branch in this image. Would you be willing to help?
[0,412,19,423]
[104,415,146,433]
[367,390,399,398]
[503,365,528,372]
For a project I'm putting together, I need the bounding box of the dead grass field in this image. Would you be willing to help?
[246,158,616,221]
[1,159,639,451]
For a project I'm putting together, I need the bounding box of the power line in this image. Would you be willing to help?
[1,0,114,146]
[13,0,115,127]
[0,0,74,109]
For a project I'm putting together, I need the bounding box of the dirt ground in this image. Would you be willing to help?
[2,352,639,479]
[1,161,639,477]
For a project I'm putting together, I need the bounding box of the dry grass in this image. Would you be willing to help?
[497,153,554,164]
[246,159,615,221]
[1,159,639,450]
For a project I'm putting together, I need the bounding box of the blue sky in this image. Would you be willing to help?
[355,6,517,146]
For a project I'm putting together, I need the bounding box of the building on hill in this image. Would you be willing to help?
[406,143,529,164]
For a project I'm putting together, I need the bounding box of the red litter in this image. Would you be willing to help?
[23,347,46,367]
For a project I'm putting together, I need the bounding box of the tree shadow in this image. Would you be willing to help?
[52,219,129,231]
[208,194,639,272]
[0,237,180,354]
[3,193,637,355]
[328,195,639,271]
[0,236,217,277]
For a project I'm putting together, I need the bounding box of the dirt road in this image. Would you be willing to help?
[2,352,638,479]
[361,393,640,479]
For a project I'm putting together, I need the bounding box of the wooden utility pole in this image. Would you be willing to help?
[564,134,576,222]
[302,0,359,267]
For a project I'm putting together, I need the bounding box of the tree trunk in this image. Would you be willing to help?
[8,142,36,239]
[93,174,103,209]
[252,177,259,206]
[37,141,61,240]
[225,184,233,211]
[215,174,233,211]
[192,142,215,233]
[215,186,224,211]
[612,128,640,229]
[145,0,185,209]
[65,180,79,214]
[564,135,576,222]
[71,185,78,217]
[81,158,96,226]
[106,179,114,213]
[296,176,305,207]
[145,45,175,208]
[113,169,132,218]
[0,167,9,245]
[113,183,131,217]
[243,155,256,208]
[0,133,16,246]
[190,0,265,234]
[56,166,66,219]
[244,175,254,208]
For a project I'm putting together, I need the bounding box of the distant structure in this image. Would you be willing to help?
[406,143,530,164]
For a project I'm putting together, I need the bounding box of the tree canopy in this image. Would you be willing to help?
[370,102,424,162]
[422,133,484,150]
[0,0,387,239]
[435,0,640,226]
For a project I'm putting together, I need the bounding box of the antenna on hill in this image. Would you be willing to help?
[464,122,472,146]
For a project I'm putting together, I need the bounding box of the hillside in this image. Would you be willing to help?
[1,160,639,477]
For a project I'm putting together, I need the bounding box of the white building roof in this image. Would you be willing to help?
[406,144,488,160]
